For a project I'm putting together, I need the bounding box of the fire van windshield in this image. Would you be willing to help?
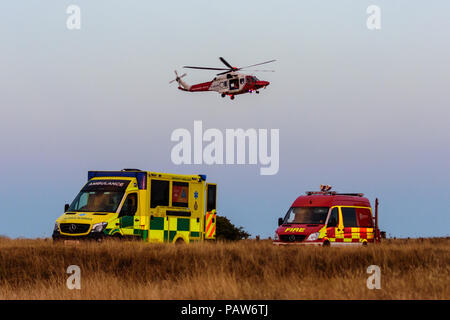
[283,207,329,225]
[68,179,130,213]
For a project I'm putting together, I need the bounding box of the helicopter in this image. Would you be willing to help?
[169,57,275,100]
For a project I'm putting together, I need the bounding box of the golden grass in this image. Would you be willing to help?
[0,237,448,299]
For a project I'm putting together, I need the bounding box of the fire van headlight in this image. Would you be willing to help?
[91,222,107,233]
[306,232,320,241]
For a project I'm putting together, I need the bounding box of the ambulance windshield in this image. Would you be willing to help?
[68,179,130,213]
[284,207,329,225]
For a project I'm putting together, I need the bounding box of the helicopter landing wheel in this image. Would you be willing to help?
[230,95,235,100]
[221,93,226,98]
[256,90,259,94]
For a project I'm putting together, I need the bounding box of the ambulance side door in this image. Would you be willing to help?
[205,183,217,240]
[118,192,138,237]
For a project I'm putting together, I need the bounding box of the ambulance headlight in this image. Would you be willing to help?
[54,222,59,232]
[91,222,107,233]
[274,233,279,241]
[306,232,319,241]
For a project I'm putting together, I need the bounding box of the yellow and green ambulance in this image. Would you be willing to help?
[52,169,217,243]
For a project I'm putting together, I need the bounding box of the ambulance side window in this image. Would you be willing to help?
[327,207,338,227]
[119,193,137,217]
[172,182,189,207]
[341,207,358,227]
[150,180,170,208]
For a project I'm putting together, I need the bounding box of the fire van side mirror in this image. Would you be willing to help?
[278,217,283,226]
[64,204,70,212]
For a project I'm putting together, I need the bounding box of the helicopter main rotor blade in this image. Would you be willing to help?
[244,69,275,72]
[219,57,235,70]
[183,66,229,71]
[216,70,234,75]
[239,59,276,70]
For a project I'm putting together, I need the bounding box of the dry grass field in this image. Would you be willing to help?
[0,237,448,300]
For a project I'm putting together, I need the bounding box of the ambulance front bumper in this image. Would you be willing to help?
[52,230,105,241]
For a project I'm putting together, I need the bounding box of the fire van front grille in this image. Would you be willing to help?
[280,234,307,242]
[60,223,90,234]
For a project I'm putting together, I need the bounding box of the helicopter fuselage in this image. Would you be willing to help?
[178,72,270,96]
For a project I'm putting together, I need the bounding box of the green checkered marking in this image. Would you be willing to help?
[150,217,164,230]
[177,218,190,231]
[190,231,200,238]
[120,216,134,228]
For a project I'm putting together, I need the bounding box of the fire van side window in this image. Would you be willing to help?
[341,207,358,227]
[356,208,373,227]
[172,182,189,207]
[150,180,170,208]
[327,207,339,227]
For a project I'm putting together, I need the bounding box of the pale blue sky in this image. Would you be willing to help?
[0,1,449,238]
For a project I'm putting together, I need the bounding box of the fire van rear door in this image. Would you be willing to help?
[205,183,217,240]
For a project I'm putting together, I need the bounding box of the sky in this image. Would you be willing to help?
[0,1,449,239]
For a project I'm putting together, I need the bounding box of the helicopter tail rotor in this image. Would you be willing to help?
[169,70,187,84]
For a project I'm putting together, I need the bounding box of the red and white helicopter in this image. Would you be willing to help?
[169,57,275,100]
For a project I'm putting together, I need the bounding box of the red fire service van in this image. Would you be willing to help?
[273,185,381,246]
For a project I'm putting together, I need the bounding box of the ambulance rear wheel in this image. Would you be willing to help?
[175,238,185,245]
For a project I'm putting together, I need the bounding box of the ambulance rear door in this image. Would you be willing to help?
[204,183,217,240]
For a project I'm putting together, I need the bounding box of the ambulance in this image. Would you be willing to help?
[52,169,217,243]
[273,185,381,246]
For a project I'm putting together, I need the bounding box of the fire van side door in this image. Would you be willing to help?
[204,183,217,240]
[326,207,341,243]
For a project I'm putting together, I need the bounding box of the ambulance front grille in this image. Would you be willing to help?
[280,235,307,242]
[60,223,90,234]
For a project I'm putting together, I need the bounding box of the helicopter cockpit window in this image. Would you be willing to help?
[229,79,239,90]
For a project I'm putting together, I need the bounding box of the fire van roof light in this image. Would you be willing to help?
[305,185,363,197]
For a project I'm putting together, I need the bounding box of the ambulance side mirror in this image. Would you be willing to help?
[64,204,70,212]
[278,217,283,226]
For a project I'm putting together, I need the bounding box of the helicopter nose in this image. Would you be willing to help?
[256,80,270,87]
